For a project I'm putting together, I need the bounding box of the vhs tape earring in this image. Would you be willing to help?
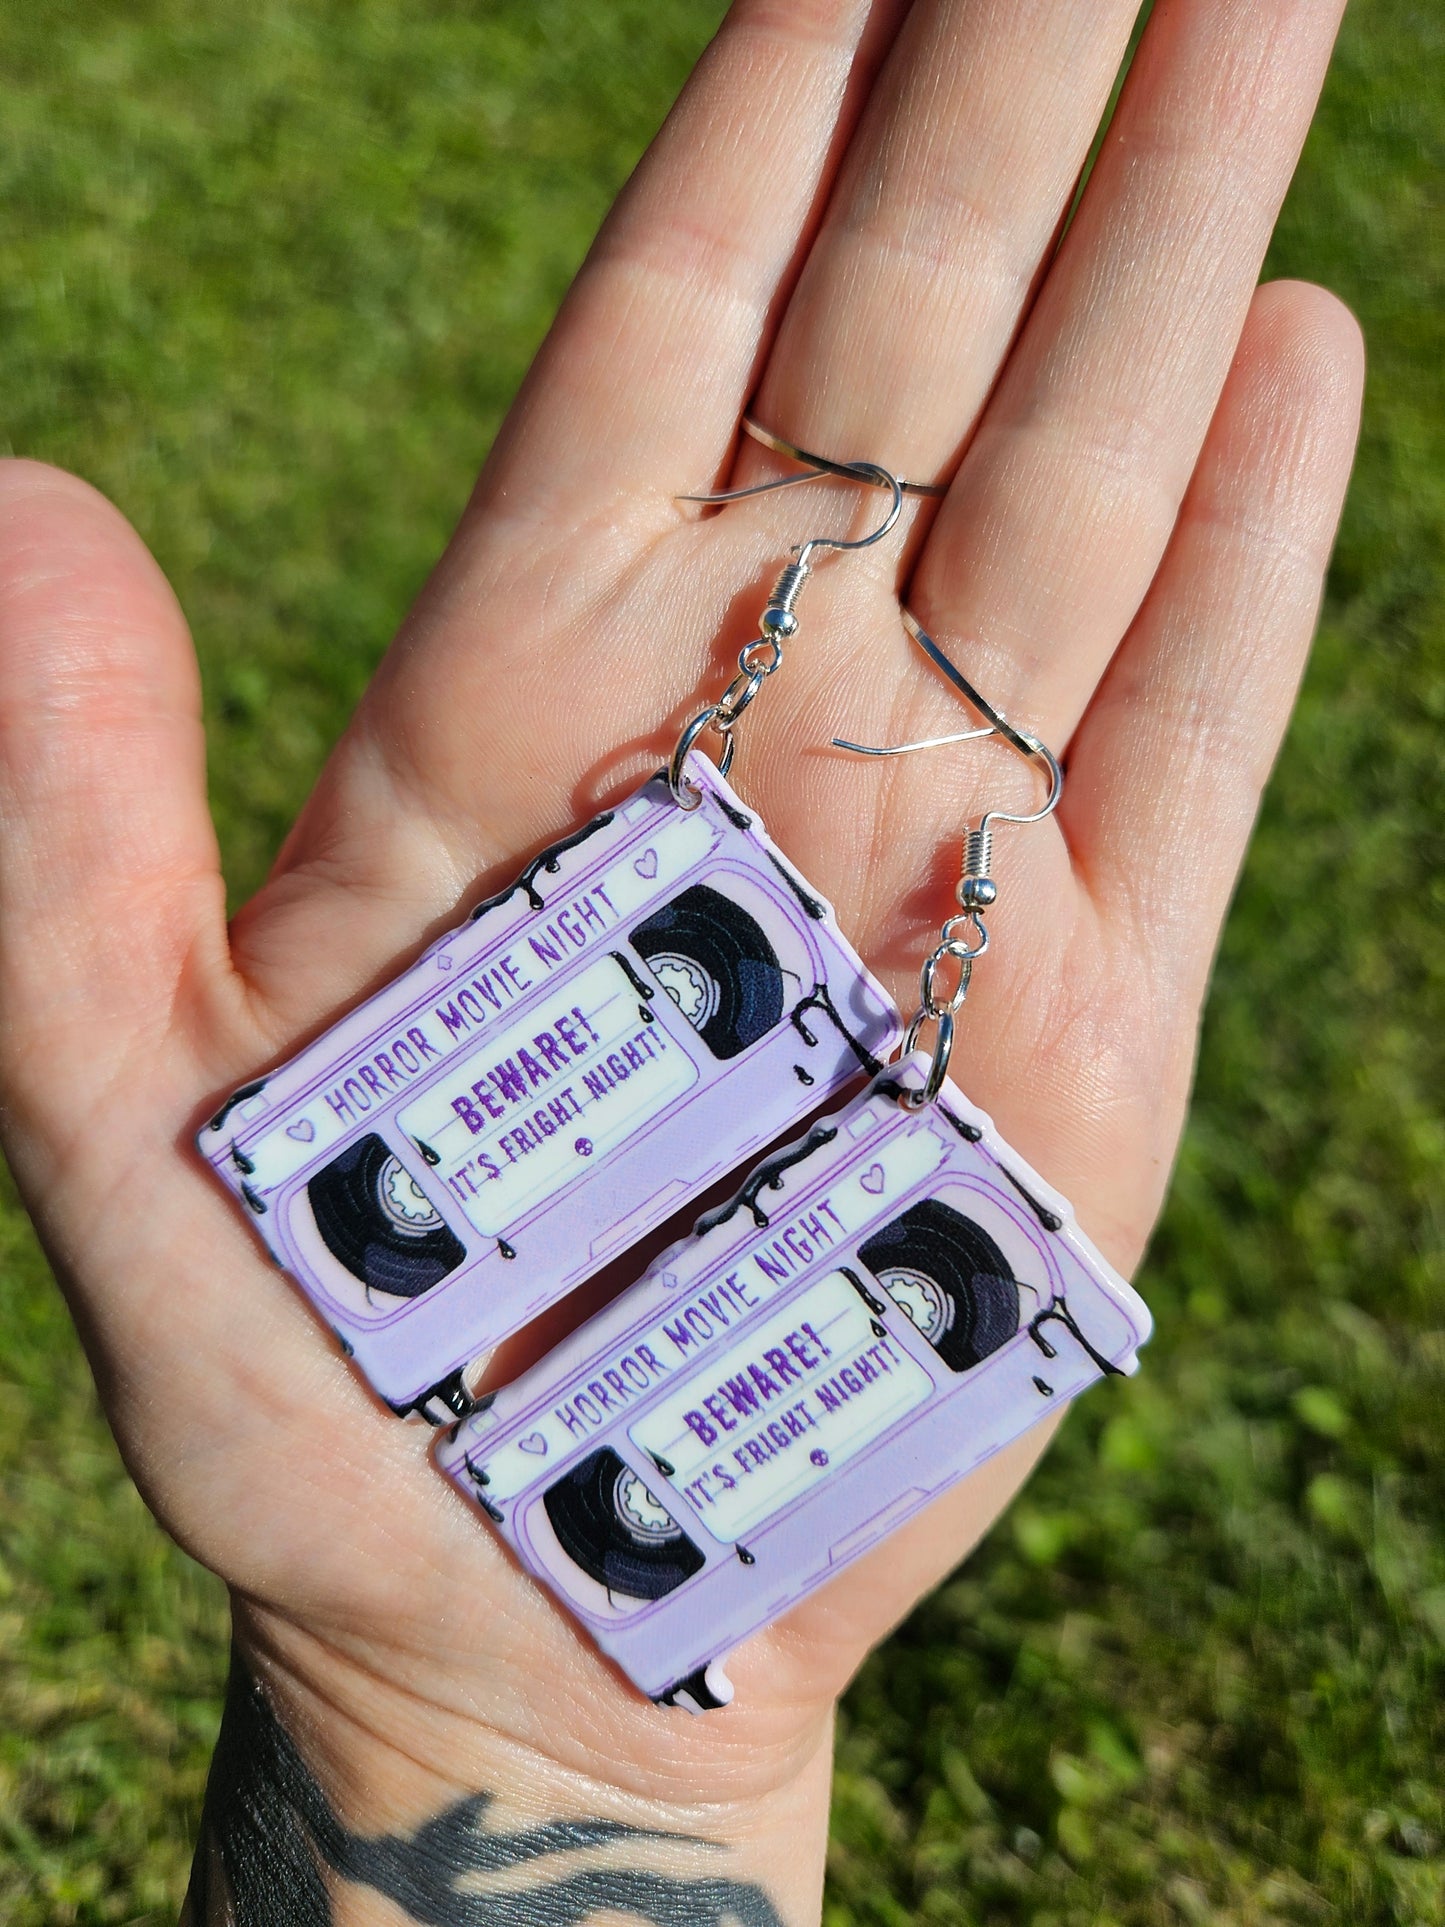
[197,470,905,1422]
[435,614,1151,1714]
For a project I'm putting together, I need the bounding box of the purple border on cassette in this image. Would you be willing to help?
[435,1057,1151,1711]
[197,758,901,1415]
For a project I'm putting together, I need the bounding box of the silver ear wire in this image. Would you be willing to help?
[668,462,904,807]
[833,609,1063,1104]
[834,607,1062,901]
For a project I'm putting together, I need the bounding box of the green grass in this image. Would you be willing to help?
[0,1,1440,1920]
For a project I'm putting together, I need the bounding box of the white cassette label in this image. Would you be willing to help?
[631,1271,934,1544]
[398,954,699,1236]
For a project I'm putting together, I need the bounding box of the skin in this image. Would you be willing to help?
[0,0,1365,1918]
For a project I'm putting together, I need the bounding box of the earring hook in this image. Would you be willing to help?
[832,609,1064,1107]
[667,459,905,808]
[678,459,904,559]
[833,608,1063,833]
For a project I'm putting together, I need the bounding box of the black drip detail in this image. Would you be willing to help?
[463,1454,504,1520]
[695,1124,839,1234]
[1002,1166,1064,1231]
[1033,1376,1054,1396]
[737,1544,755,1566]
[656,1666,730,1712]
[230,1142,256,1175]
[791,982,887,1076]
[242,1181,268,1216]
[840,1265,887,1318]
[794,1064,815,1086]
[413,1137,441,1167]
[403,1370,479,1425]
[937,1100,984,1143]
[610,949,657,1004]
[206,1078,269,1133]
[713,793,754,832]
[650,1452,676,1478]
[498,1238,517,1261]
[766,850,827,920]
[468,811,616,919]
[1028,1300,1123,1377]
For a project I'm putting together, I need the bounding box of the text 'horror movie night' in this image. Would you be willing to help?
[198,761,901,1416]
[437,1065,1149,1710]
[200,736,1151,1709]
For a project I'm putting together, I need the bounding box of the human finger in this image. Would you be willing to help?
[741,0,1139,494]
[1065,279,1363,1003]
[911,0,1348,745]
[222,0,915,1029]
[0,460,233,1170]
[729,280,1364,1684]
[0,463,325,1529]
[470,0,911,521]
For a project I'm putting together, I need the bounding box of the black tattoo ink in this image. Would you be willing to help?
[186,1652,784,1926]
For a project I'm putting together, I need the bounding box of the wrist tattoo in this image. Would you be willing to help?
[183,1651,784,1927]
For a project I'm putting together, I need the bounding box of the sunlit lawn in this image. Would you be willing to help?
[0,2,1440,1920]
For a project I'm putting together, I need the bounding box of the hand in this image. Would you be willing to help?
[0,1,1362,1920]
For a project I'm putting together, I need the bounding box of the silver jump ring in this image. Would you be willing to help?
[901,1009,955,1106]
[743,412,949,500]
[713,663,769,729]
[668,709,735,809]
[919,948,974,1018]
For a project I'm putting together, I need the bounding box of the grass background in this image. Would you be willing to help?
[0,1,1439,1920]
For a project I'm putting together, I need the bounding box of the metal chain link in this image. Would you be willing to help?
[899,889,993,1104]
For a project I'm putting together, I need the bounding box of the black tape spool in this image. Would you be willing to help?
[859,1198,1021,1374]
[631,884,785,1060]
[543,1447,705,1602]
[307,1133,465,1300]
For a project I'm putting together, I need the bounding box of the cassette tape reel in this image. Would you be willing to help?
[859,1199,1021,1375]
[631,884,785,1060]
[542,1448,706,1604]
[436,1057,1152,1708]
[198,758,901,1414]
[306,1134,466,1300]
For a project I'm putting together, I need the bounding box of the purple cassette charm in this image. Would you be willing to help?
[198,758,901,1417]
[435,1057,1151,1710]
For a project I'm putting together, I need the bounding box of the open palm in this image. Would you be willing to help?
[0,0,1361,1909]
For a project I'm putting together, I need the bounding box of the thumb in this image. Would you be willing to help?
[0,460,230,1178]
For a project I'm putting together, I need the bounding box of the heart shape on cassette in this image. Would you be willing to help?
[518,1432,549,1456]
[634,848,659,880]
[860,1163,886,1195]
[286,1119,317,1143]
